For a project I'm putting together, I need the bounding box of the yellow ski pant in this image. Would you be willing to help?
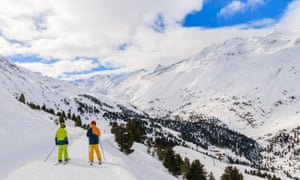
[58,144,69,161]
[89,144,102,161]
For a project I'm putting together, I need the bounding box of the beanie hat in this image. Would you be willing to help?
[91,120,96,125]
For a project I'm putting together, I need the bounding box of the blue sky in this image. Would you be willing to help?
[183,0,293,28]
[0,0,298,80]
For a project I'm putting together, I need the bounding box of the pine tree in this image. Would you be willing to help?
[42,104,46,111]
[186,160,207,180]
[72,114,76,121]
[112,123,134,154]
[174,154,183,176]
[221,166,243,180]
[163,148,182,176]
[163,148,175,174]
[18,93,26,104]
[126,119,146,143]
[59,113,65,123]
[62,111,66,119]
[67,109,71,119]
[122,131,134,154]
[156,147,166,161]
[75,115,82,127]
[111,122,119,134]
[181,157,191,179]
[30,102,40,109]
[48,108,55,115]
[146,139,152,154]
[208,172,215,180]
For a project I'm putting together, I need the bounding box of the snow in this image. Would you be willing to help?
[3,120,175,180]
[1,30,300,179]
[71,31,300,177]
[0,86,56,179]
[174,146,290,180]
[0,56,174,180]
[77,31,300,139]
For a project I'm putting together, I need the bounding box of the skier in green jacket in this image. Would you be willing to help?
[55,122,69,163]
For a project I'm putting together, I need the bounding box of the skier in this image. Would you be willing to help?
[55,122,69,163]
[87,120,102,165]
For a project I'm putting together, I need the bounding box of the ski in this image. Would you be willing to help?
[89,161,102,166]
[54,159,70,165]
[54,162,63,166]
[54,162,68,165]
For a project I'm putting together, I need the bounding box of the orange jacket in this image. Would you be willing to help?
[87,124,101,144]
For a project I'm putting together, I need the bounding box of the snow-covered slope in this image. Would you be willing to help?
[3,121,176,180]
[0,83,56,179]
[0,56,144,123]
[0,55,275,180]
[0,56,82,106]
[0,56,155,179]
[76,31,300,138]
[3,29,300,179]
[3,120,288,180]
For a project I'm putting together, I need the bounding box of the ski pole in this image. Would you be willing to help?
[99,138,105,160]
[44,145,56,162]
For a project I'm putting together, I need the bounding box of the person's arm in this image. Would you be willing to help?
[65,130,69,145]
[55,130,58,145]
[87,128,91,137]
[65,137,69,145]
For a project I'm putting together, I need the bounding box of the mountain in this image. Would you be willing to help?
[76,31,300,138]
[0,56,153,179]
[74,31,300,178]
[2,29,300,179]
[0,55,145,122]
[1,56,267,180]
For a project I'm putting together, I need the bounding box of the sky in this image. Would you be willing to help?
[0,0,299,80]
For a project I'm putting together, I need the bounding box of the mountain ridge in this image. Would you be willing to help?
[75,30,300,139]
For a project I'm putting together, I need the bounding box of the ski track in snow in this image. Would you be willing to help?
[3,120,175,180]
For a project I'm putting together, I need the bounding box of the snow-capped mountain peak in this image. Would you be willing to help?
[77,30,300,138]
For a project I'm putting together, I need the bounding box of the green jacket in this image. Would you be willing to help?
[55,128,69,145]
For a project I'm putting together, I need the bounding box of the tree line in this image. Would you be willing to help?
[18,93,82,127]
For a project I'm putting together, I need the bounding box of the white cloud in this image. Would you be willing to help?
[0,0,299,79]
[218,0,265,18]
[275,0,300,31]
[247,0,265,9]
[16,58,98,77]
[218,1,246,18]
[243,18,276,28]
[0,0,205,78]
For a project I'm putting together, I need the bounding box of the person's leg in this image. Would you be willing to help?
[89,145,95,162]
[58,145,63,162]
[94,145,102,161]
[63,145,69,161]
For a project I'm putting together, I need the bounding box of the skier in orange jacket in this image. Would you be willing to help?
[86,120,102,165]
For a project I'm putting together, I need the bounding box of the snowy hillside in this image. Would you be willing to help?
[0,56,82,106]
[0,56,145,124]
[4,118,282,180]
[3,121,176,180]
[0,83,56,179]
[73,31,300,178]
[76,31,300,139]
[2,29,300,179]
[0,56,166,179]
